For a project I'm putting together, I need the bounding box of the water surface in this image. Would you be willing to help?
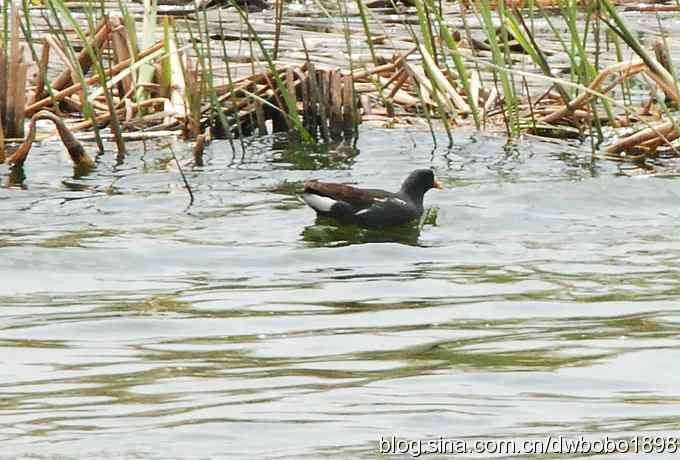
[2,128,680,459]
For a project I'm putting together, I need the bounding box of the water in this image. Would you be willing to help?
[2,128,680,459]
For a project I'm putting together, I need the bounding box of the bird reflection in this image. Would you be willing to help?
[300,207,438,247]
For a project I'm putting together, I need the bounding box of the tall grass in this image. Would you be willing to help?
[3,0,678,163]
[44,0,125,156]
[229,0,313,143]
[423,0,481,128]
[475,0,520,135]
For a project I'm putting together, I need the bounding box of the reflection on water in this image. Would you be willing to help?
[272,136,360,170]
[301,221,422,247]
[2,128,680,459]
[300,208,437,247]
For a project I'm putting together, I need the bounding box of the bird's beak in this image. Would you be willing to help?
[434,179,444,190]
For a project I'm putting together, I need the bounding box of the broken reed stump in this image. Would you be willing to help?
[192,133,207,167]
[301,67,357,140]
[653,38,676,108]
[0,112,4,163]
[109,16,134,99]
[215,65,359,142]
[5,111,94,169]
[1,5,27,139]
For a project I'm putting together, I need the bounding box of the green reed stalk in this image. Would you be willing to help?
[338,0,359,137]
[42,1,104,154]
[504,9,570,104]
[408,71,438,146]
[197,5,239,151]
[600,0,675,93]
[216,9,246,152]
[400,2,452,142]
[273,0,283,60]
[538,2,613,133]
[135,0,157,108]
[423,0,480,128]
[414,0,435,62]
[496,0,517,100]
[176,16,208,137]
[338,0,354,74]
[50,0,126,157]
[229,0,313,144]
[584,0,606,142]
[561,0,596,84]
[476,0,519,135]
[18,0,44,94]
[423,0,439,66]
[458,4,486,124]
[402,8,450,142]
[354,0,379,66]
[608,31,632,108]
[197,4,220,114]
[117,0,139,63]
[536,7,577,99]
[352,0,398,123]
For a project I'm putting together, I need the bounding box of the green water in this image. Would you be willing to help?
[2,128,680,459]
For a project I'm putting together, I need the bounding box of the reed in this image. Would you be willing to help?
[135,0,158,108]
[229,0,313,143]
[424,0,481,128]
[5,111,95,169]
[0,91,4,162]
[2,0,679,167]
[215,9,244,152]
[42,2,109,155]
[1,4,27,140]
[273,0,283,60]
[475,0,520,135]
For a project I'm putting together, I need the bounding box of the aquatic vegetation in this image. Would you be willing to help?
[1,0,680,168]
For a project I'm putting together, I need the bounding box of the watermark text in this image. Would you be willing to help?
[379,434,680,456]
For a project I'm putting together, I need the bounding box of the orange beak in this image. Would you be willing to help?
[434,179,444,190]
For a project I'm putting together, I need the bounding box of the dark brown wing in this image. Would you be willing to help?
[303,180,392,209]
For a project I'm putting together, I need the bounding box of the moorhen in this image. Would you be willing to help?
[302,169,443,227]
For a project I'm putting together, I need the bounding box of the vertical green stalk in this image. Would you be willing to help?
[476,0,518,135]
[339,0,359,138]
[423,0,480,128]
[43,1,105,154]
[217,8,246,152]
[135,0,157,106]
[273,0,283,60]
[401,0,451,142]
[54,2,127,157]
[230,0,313,143]
[354,0,378,66]
[117,0,139,62]
[608,31,631,108]
[414,0,435,59]
[561,0,613,128]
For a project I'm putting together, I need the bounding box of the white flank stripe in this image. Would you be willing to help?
[302,193,336,212]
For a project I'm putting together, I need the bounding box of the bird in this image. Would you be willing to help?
[301,169,443,227]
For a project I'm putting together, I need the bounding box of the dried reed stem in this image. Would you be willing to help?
[6,111,94,168]
[26,42,164,115]
[50,18,110,92]
[192,133,206,166]
[606,119,677,154]
[539,61,646,124]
